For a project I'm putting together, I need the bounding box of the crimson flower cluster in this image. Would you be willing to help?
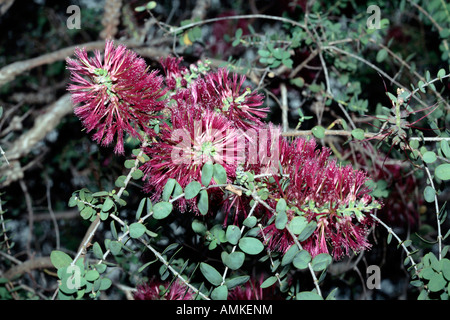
[66,40,166,154]
[66,41,381,262]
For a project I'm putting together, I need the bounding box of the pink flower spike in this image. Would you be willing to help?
[66,40,167,154]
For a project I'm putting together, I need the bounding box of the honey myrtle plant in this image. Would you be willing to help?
[50,40,383,300]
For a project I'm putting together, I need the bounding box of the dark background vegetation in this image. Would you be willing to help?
[0,0,448,300]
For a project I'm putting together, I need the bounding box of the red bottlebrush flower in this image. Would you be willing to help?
[66,40,166,154]
[259,136,381,259]
[202,68,269,131]
[134,279,194,300]
[160,55,188,90]
[141,108,245,213]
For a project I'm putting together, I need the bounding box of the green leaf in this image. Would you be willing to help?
[198,189,209,215]
[441,259,450,281]
[211,285,228,300]
[80,206,95,220]
[200,262,223,286]
[289,216,308,235]
[437,68,446,80]
[50,251,73,269]
[261,276,278,288]
[376,49,388,63]
[297,220,317,242]
[424,186,436,203]
[312,126,325,139]
[428,273,446,292]
[102,197,114,212]
[311,253,332,271]
[115,175,126,188]
[276,198,287,213]
[243,216,257,228]
[441,140,450,158]
[92,242,103,260]
[422,151,437,163]
[99,278,112,291]
[293,250,311,270]
[281,245,299,266]
[226,225,241,245]
[351,128,365,140]
[296,291,323,300]
[201,161,214,187]
[184,181,202,200]
[224,251,245,270]
[225,275,250,289]
[136,197,146,220]
[131,169,144,180]
[129,223,147,238]
[213,163,227,184]
[109,241,122,256]
[162,179,176,201]
[85,269,100,282]
[238,237,264,255]
[435,164,450,180]
[152,201,173,220]
[124,159,135,169]
[192,219,207,235]
[275,211,288,230]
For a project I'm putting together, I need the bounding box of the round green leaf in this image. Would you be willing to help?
[435,164,450,181]
[129,222,147,238]
[184,181,202,200]
[243,216,257,228]
[99,278,112,291]
[85,269,100,282]
[311,253,332,271]
[213,163,227,184]
[424,186,436,203]
[201,161,214,187]
[92,242,104,260]
[101,197,114,212]
[192,219,207,235]
[275,211,288,230]
[238,237,264,255]
[226,225,241,245]
[293,250,311,270]
[428,273,446,292]
[276,198,287,213]
[422,151,437,163]
[200,262,223,286]
[152,201,173,220]
[312,126,325,139]
[131,169,144,180]
[376,48,388,63]
[224,251,245,270]
[351,128,365,140]
[211,285,228,300]
[50,250,73,269]
[289,216,308,235]
[109,241,122,256]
